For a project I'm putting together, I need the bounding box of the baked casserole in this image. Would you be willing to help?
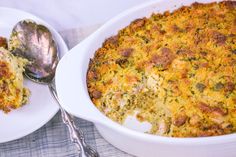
[87,1,236,137]
[0,38,29,113]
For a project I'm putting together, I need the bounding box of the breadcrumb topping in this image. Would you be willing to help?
[87,1,236,137]
[0,39,29,113]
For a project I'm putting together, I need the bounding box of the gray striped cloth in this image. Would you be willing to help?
[0,26,133,157]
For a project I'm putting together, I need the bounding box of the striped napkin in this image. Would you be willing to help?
[0,25,133,157]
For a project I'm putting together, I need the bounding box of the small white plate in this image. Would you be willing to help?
[0,7,68,143]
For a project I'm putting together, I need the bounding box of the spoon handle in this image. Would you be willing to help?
[48,83,99,157]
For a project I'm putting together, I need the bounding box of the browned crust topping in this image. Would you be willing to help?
[87,1,236,137]
[0,44,29,113]
[0,37,8,49]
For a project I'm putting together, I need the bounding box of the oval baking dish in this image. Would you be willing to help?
[55,0,236,157]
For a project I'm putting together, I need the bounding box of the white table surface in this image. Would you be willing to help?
[0,0,151,32]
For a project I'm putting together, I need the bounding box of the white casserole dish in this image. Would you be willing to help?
[55,0,236,157]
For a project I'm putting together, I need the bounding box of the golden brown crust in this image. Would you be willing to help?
[87,1,236,137]
[0,37,8,49]
[0,47,29,113]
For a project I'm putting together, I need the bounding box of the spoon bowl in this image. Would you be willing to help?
[9,20,59,83]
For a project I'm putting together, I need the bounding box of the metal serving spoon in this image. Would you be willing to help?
[9,20,99,157]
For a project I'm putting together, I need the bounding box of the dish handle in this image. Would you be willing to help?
[55,37,107,125]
